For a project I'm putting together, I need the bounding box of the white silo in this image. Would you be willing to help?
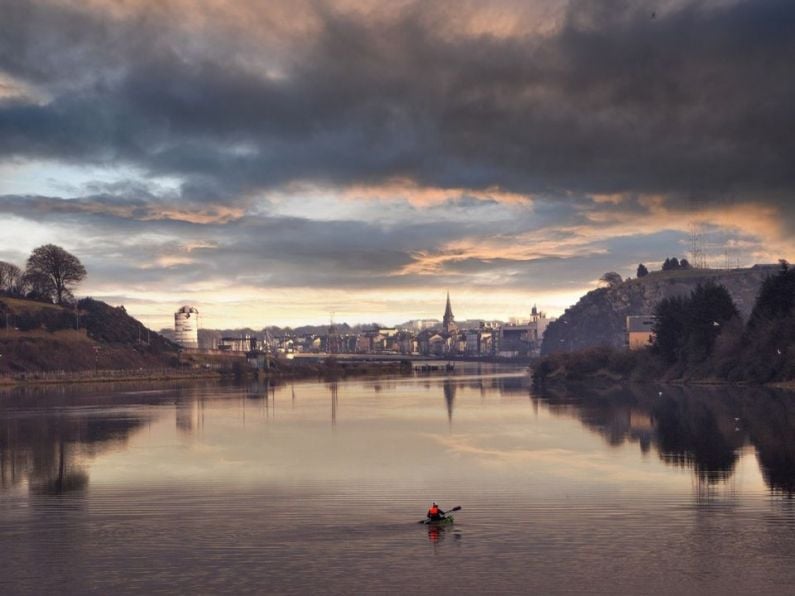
[174,305,199,349]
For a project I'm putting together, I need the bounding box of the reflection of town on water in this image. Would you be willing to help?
[0,371,527,497]
[534,383,795,496]
[5,372,795,498]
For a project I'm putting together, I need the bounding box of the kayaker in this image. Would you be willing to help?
[426,502,446,521]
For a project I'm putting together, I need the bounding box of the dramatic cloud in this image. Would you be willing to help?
[1,0,793,326]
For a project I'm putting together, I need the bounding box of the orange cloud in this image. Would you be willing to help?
[341,179,533,208]
[39,199,245,225]
[143,205,245,224]
[398,197,795,277]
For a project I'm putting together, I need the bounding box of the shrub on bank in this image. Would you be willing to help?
[532,346,653,384]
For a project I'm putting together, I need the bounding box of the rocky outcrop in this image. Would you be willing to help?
[541,265,779,355]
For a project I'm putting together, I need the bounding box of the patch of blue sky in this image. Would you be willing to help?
[0,160,182,198]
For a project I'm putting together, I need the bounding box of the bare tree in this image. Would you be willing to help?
[0,261,23,294]
[24,245,87,304]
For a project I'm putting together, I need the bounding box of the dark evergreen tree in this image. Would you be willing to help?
[652,295,688,363]
[637,263,649,278]
[652,283,738,364]
[748,261,795,325]
[733,261,795,383]
[684,283,739,362]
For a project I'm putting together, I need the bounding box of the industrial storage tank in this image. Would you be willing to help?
[174,305,199,349]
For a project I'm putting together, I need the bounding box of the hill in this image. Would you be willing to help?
[0,295,179,373]
[541,265,779,355]
[535,263,795,385]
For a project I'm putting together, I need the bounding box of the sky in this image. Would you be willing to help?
[1,0,794,330]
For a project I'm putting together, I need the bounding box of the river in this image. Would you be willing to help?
[2,365,795,594]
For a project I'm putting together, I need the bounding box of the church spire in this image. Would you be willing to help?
[443,291,456,333]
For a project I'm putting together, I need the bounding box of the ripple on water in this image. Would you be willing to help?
[4,373,795,595]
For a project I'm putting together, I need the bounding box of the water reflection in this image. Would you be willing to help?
[427,524,463,550]
[5,374,795,500]
[535,383,795,495]
[0,408,148,494]
[5,372,795,595]
[443,380,456,425]
[330,381,338,429]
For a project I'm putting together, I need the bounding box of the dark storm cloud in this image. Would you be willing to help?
[1,0,794,211]
[0,192,507,289]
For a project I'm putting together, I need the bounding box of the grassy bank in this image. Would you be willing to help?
[0,358,412,388]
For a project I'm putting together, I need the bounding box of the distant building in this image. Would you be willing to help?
[174,305,199,349]
[626,316,656,350]
[496,324,531,358]
[529,305,549,346]
[496,306,549,358]
[407,319,438,331]
[427,333,448,356]
[218,335,258,353]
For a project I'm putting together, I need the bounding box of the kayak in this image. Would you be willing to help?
[422,516,454,526]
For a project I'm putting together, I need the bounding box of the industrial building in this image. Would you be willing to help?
[174,305,199,349]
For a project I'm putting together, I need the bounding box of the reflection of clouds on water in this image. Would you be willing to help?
[430,433,676,485]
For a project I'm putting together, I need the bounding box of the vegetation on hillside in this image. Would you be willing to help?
[0,295,178,374]
[0,245,183,374]
[541,264,778,356]
[535,262,795,385]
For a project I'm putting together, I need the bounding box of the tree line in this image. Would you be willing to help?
[636,257,692,278]
[650,260,795,382]
[0,244,86,305]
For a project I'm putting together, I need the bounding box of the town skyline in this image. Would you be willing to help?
[2,0,794,330]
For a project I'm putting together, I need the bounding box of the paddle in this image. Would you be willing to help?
[418,505,461,524]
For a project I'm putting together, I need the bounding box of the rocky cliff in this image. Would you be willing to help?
[541,265,779,355]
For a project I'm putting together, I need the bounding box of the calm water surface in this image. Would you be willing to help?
[3,365,795,595]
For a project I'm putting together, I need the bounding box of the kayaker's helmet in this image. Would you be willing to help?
[432,502,437,506]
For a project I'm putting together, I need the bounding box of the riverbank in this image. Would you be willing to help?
[0,367,221,387]
[531,346,795,388]
[0,358,415,388]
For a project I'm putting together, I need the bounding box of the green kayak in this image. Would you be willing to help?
[422,516,454,526]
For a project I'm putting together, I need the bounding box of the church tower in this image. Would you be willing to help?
[442,292,456,334]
